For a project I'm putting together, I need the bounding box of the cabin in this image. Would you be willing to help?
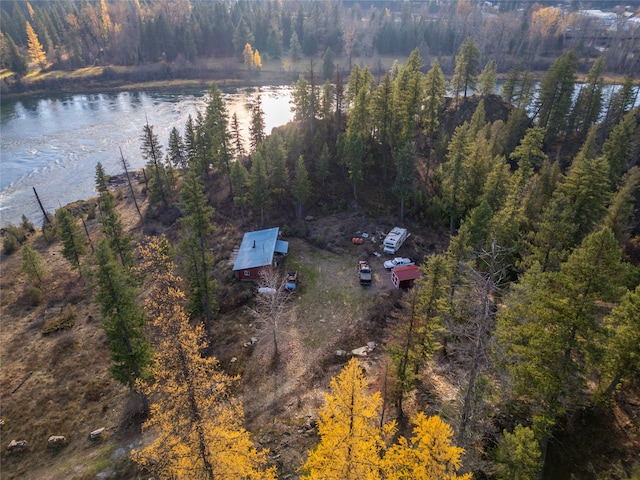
[233,227,289,281]
[391,265,421,289]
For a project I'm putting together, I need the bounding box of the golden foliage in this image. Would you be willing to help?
[381,413,472,480]
[132,236,276,480]
[531,7,561,38]
[25,21,46,69]
[303,358,394,479]
[305,359,471,480]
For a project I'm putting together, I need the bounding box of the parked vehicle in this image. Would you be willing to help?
[358,260,372,285]
[383,227,408,254]
[384,257,414,269]
[285,271,298,291]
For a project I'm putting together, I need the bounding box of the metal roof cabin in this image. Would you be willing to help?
[233,227,289,280]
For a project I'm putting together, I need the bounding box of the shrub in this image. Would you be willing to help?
[42,305,76,335]
[3,232,20,255]
[28,286,43,306]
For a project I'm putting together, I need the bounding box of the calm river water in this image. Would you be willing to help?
[0,86,294,228]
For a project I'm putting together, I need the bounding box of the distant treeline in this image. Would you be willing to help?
[2,0,640,76]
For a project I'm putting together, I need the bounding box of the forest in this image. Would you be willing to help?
[2,0,640,79]
[1,1,640,480]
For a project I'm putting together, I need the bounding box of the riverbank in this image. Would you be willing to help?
[0,58,305,99]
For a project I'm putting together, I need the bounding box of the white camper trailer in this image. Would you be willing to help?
[383,227,408,254]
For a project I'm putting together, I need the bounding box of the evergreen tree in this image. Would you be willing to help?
[497,227,627,456]
[393,49,424,147]
[316,143,330,186]
[602,111,636,185]
[440,123,472,234]
[292,155,311,221]
[230,112,246,159]
[290,30,301,61]
[141,121,170,210]
[204,83,233,194]
[25,20,46,69]
[3,34,28,76]
[534,51,577,144]
[168,127,187,169]
[381,413,472,480]
[393,142,416,221]
[292,74,311,122]
[388,254,450,418]
[266,134,289,197]
[249,150,270,225]
[601,286,640,398]
[371,71,395,174]
[95,162,133,269]
[21,243,49,285]
[604,167,640,245]
[249,96,265,152]
[178,167,216,337]
[95,239,152,391]
[55,207,88,275]
[568,56,605,142]
[322,47,335,81]
[302,358,389,479]
[494,425,541,480]
[478,59,497,96]
[509,126,547,173]
[133,237,276,480]
[451,37,481,102]
[233,17,254,60]
[230,158,250,220]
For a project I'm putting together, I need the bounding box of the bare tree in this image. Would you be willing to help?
[248,267,293,358]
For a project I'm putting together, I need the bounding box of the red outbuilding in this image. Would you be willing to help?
[390,265,421,289]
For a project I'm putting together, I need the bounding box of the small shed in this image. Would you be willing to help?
[391,265,421,289]
[233,227,289,280]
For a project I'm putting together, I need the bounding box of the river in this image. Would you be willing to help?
[0,86,294,228]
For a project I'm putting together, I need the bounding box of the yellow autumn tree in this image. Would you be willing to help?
[25,21,46,69]
[132,236,276,480]
[302,358,394,480]
[381,413,472,480]
[253,49,262,69]
[243,43,254,69]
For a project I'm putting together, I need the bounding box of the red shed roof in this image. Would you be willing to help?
[391,265,421,281]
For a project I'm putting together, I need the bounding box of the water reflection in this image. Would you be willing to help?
[0,87,294,227]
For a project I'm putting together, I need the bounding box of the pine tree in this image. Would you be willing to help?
[133,237,276,480]
[601,286,640,397]
[478,59,497,96]
[440,123,472,234]
[230,112,246,159]
[604,167,640,244]
[204,84,233,193]
[55,207,88,274]
[602,111,636,185]
[25,20,46,69]
[95,162,133,269]
[393,49,424,147]
[178,167,216,336]
[230,159,250,220]
[302,358,390,479]
[451,37,481,103]
[167,127,187,169]
[393,142,416,222]
[316,143,330,186]
[496,227,627,452]
[494,425,541,480]
[568,56,605,143]
[249,96,265,152]
[249,150,270,226]
[21,243,49,285]
[290,31,301,61]
[266,134,289,198]
[381,413,472,480]
[95,239,152,391]
[292,155,311,221]
[140,121,170,210]
[534,51,577,144]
